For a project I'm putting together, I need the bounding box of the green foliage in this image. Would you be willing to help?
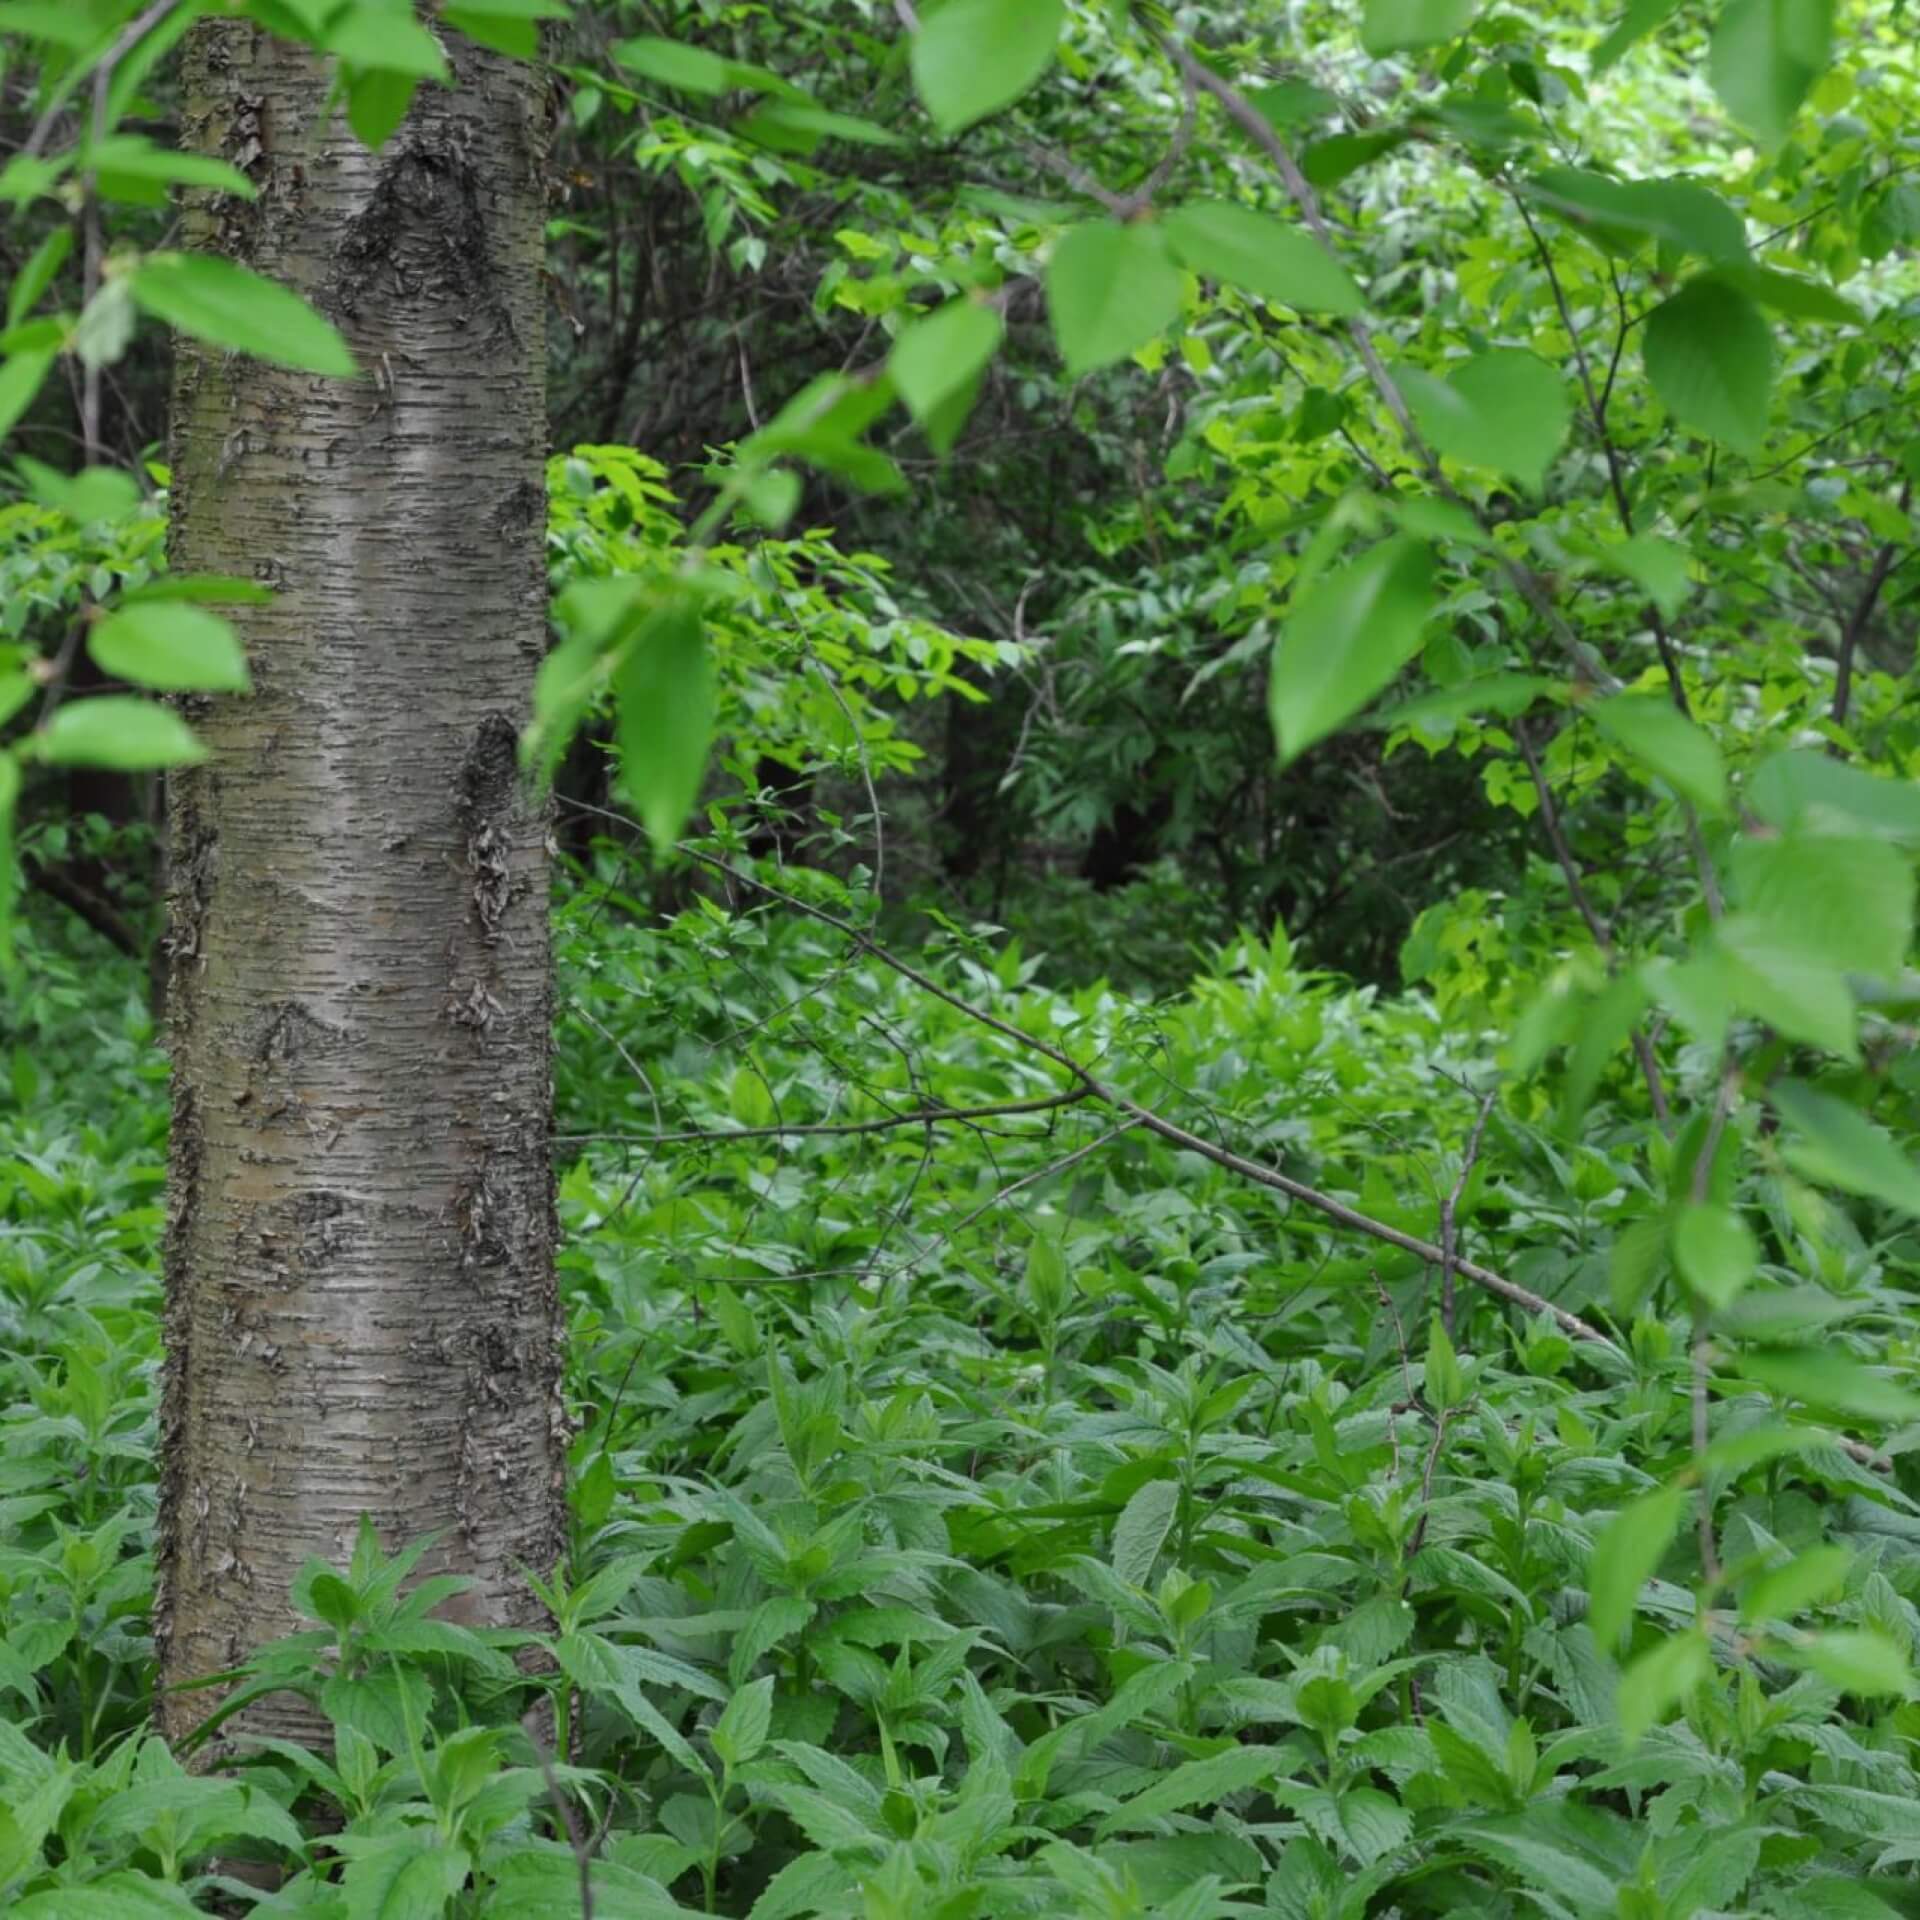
[6,0,1920,1913]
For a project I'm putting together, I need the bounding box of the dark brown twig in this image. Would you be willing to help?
[1440,1090,1496,1336]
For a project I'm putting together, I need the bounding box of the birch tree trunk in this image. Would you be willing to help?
[156,23,564,1750]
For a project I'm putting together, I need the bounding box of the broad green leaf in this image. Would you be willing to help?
[1644,275,1771,453]
[1587,1484,1686,1648]
[1455,1811,1623,1911]
[1674,1203,1757,1310]
[711,1674,774,1767]
[1771,1082,1920,1219]
[89,604,250,694]
[1161,201,1362,314]
[1604,534,1693,616]
[1398,349,1571,489]
[34,696,207,770]
[1111,1478,1179,1588]
[132,254,357,377]
[1713,917,1857,1057]
[1740,1348,1920,1421]
[1748,749,1920,845]
[340,1835,471,1920]
[1361,0,1478,54]
[1525,170,1746,262]
[1270,537,1435,763]
[1786,1629,1913,1697]
[1739,1543,1850,1623]
[890,299,1003,452]
[1594,0,1685,67]
[1709,0,1834,145]
[1617,1629,1709,1738]
[1046,220,1183,377]
[911,0,1065,134]
[615,604,715,853]
[1730,832,1913,979]
[1591,694,1729,814]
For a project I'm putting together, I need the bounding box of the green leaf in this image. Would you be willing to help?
[1786,1629,1913,1697]
[615,604,714,854]
[340,1835,471,1920]
[1739,1543,1850,1623]
[1644,275,1771,453]
[1161,201,1362,313]
[1748,749,1920,845]
[1398,349,1571,489]
[1111,1478,1179,1589]
[1046,220,1184,377]
[1587,1483,1687,1649]
[1525,170,1747,262]
[1270,537,1435,764]
[609,35,792,98]
[33,696,207,770]
[890,299,1003,452]
[1771,1082,1920,1219]
[1729,263,1859,323]
[326,8,449,78]
[7,227,71,326]
[1617,1629,1709,1738]
[1740,1348,1920,1422]
[1730,832,1913,980]
[1096,1743,1284,1835]
[346,69,420,150]
[1425,1315,1468,1409]
[1361,0,1479,55]
[90,134,257,202]
[1710,0,1835,145]
[1604,534,1693,616]
[89,604,250,694]
[1591,694,1729,814]
[1372,674,1555,738]
[131,254,357,377]
[1674,1203,1758,1310]
[911,0,1064,134]
[443,0,570,59]
[711,1674,774,1768]
[0,350,55,444]
[1713,918,1857,1057]
[1594,0,1685,68]
[735,100,907,152]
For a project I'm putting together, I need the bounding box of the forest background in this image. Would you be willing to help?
[4,0,1920,1916]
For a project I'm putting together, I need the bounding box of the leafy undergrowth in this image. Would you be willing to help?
[5,887,1920,1919]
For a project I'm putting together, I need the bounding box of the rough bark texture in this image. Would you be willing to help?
[157,22,564,1751]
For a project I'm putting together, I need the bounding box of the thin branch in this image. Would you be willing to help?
[674,839,1623,1353]
[1833,479,1912,732]
[1515,718,1672,1127]
[1439,1090,1496,1337]
[559,1087,1093,1147]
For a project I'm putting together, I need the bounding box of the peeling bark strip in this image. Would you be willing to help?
[158,23,564,1749]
